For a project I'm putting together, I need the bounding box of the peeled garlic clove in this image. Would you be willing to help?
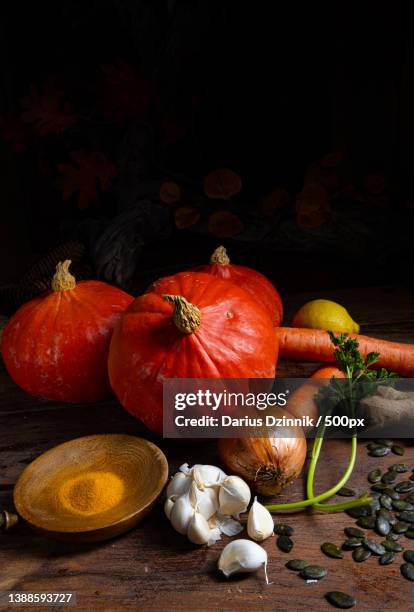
[192,464,227,488]
[164,497,175,520]
[218,475,251,516]
[170,493,194,535]
[187,511,211,545]
[188,481,218,520]
[247,497,274,542]
[218,539,269,583]
[166,471,191,498]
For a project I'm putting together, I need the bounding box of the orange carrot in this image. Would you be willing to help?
[276,327,414,377]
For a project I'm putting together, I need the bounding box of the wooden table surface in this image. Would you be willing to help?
[1,286,414,611]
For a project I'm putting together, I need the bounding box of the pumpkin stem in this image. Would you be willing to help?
[163,295,201,334]
[210,245,230,265]
[51,260,76,292]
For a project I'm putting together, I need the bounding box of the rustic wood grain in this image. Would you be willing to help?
[1,287,414,610]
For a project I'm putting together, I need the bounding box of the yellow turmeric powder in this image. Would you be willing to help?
[58,471,124,516]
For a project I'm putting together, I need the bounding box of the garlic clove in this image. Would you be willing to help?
[188,481,218,520]
[218,539,269,583]
[218,475,251,516]
[187,511,212,545]
[170,493,194,535]
[247,497,274,542]
[192,464,227,488]
[166,471,191,498]
[216,514,244,537]
[164,496,175,520]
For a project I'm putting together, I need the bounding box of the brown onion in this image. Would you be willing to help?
[217,409,307,496]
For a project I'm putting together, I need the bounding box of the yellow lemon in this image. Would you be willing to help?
[292,299,360,334]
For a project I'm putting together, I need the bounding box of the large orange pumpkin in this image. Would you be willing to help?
[1,260,133,402]
[108,271,278,434]
[196,246,283,326]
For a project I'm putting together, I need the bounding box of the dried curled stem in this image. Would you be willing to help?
[51,260,76,292]
[210,245,230,265]
[163,294,201,334]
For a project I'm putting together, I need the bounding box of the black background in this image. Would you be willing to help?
[1,0,413,302]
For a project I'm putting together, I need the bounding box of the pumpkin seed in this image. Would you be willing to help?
[401,562,414,581]
[392,445,405,456]
[405,530,414,539]
[345,527,365,538]
[369,447,391,457]
[395,481,414,494]
[342,538,363,549]
[353,547,371,562]
[300,565,327,580]
[325,591,356,609]
[380,494,393,510]
[383,487,400,500]
[403,550,414,564]
[399,511,414,523]
[377,507,392,521]
[285,559,309,571]
[392,500,414,511]
[368,469,382,483]
[375,515,390,536]
[390,463,410,473]
[382,539,403,552]
[321,542,343,559]
[371,483,388,492]
[367,442,383,451]
[363,539,386,555]
[274,523,294,536]
[369,497,381,512]
[375,439,394,447]
[346,505,372,519]
[379,552,395,565]
[337,487,356,497]
[356,516,376,529]
[277,534,293,553]
[393,521,409,534]
[386,532,400,541]
[381,471,397,485]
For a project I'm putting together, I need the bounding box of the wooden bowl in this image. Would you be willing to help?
[13,434,168,543]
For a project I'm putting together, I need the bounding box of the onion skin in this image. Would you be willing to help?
[217,425,307,496]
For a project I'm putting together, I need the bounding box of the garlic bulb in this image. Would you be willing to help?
[164,497,175,520]
[218,539,269,583]
[166,471,191,499]
[189,481,218,520]
[218,475,251,516]
[247,497,274,541]
[165,462,246,547]
[170,493,194,535]
[187,511,212,545]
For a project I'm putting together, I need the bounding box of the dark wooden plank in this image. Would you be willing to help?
[1,442,414,610]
